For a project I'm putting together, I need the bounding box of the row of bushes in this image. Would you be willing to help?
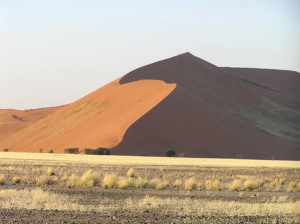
[63,147,110,155]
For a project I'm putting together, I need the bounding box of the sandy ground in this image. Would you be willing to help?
[0,153,299,223]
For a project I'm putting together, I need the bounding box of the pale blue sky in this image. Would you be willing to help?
[1,0,299,109]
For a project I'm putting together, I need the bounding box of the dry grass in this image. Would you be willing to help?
[0,174,5,185]
[205,180,221,191]
[155,180,169,190]
[243,179,263,191]
[12,176,21,184]
[289,181,297,188]
[1,152,299,168]
[197,182,203,190]
[184,177,196,191]
[117,177,132,189]
[172,179,182,189]
[135,177,148,188]
[47,167,55,176]
[66,174,80,188]
[80,170,100,187]
[0,188,83,211]
[35,175,58,186]
[229,179,242,191]
[102,173,117,189]
[126,168,134,178]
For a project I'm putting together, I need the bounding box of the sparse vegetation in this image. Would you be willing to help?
[64,147,79,154]
[127,168,134,177]
[184,177,196,191]
[229,179,242,191]
[0,174,5,185]
[135,177,148,188]
[102,173,117,189]
[0,152,299,223]
[165,149,176,157]
[47,167,55,176]
[172,179,182,189]
[80,169,100,187]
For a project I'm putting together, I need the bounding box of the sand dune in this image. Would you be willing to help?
[0,79,175,153]
[1,53,299,159]
[0,106,63,142]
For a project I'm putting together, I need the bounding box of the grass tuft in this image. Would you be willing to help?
[102,173,117,189]
[127,168,134,178]
[185,177,196,191]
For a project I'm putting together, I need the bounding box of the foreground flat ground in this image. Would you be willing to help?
[0,152,299,223]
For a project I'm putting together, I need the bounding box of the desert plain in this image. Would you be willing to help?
[0,152,299,223]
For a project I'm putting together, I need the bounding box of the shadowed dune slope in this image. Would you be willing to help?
[0,79,175,153]
[113,53,300,159]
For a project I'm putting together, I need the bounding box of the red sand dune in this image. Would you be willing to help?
[1,53,299,159]
[0,106,63,142]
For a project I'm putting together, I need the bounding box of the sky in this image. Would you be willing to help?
[0,0,299,109]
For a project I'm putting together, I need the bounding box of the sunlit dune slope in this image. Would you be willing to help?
[0,106,63,142]
[0,79,175,152]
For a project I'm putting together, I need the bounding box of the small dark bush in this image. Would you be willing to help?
[165,149,176,157]
[84,148,95,155]
[39,148,43,153]
[48,149,54,153]
[64,148,79,154]
[4,148,9,152]
[96,147,110,155]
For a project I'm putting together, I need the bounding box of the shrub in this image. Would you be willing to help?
[4,149,9,152]
[156,180,169,190]
[135,177,148,188]
[289,181,297,188]
[270,180,277,188]
[84,148,95,155]
[243,179,262,191]
[80,170,100,187]
[66,174,80,188]
[0,174,5,185]
[165,149,176,157]
[205,180,213,190]
[279,178,285,185]
[39,148,43,153]
[64,148,79,154]
[47,167,55,176]
[172,179,183,189]
[197,182,203,190]
[117,177,131,189]
[102,173,117,189]
[12,176,21,184]
[212,180,221,191]
[36,176,58,186]
[96,147,110,155]
[127,168,134,178]
[229,179,242,191]
[184,178,196,191]
[149,178,160,188]
[48,149,54,153]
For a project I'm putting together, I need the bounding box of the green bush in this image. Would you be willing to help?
[64,147,79,154]
[48,149,54,153]
[84,148,95,155]
[83,147,110,155]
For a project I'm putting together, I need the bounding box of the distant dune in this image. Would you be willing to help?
[1,53,299,159]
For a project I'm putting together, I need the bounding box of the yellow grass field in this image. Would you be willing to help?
[1,152,299,168]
